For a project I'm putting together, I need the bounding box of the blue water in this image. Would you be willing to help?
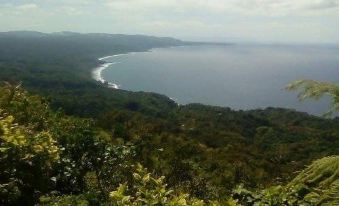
[102,44,339,116]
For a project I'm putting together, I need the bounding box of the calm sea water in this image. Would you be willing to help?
[101,44,339,116]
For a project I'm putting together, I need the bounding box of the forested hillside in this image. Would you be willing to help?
[0,31,185,116]
[0,32,338,205]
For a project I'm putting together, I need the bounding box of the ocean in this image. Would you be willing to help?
[99,44,339,116]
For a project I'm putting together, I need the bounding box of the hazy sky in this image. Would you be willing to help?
[0,0,338,43]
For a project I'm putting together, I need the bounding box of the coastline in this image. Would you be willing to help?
[92,53,136,89]
[92,62,118,89]
[92,46,186,90]
[92,50,180,105]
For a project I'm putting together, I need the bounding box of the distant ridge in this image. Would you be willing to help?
[0,30,231,46]
[0,30,182,42]
[0,30,48,37]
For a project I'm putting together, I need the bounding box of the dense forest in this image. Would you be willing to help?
[0,32,338,205]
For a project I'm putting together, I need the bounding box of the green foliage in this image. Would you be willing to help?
[0,84,136,205]
[109,163,205,206]
[287,80,339,116]
[0,112,60,205]
[285,156,339,205]
[38,194,89,206]
[233,156,339,205]
[0,82,338,205]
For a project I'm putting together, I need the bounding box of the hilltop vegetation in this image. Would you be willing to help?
[0,82,338,205]
[0,32,338,205]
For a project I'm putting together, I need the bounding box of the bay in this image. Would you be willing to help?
[101,44,339,116]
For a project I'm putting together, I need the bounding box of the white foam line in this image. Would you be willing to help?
[92,62,120,89]
[93,49,181,106]
[169,97,180,105]
[98,52,136,61]
[93,52,139,89]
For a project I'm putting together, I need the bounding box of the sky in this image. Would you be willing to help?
[0,0,338,43]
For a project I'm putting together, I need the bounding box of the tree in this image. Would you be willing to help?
[286,80,339,116]
[0,112,60,205]
[109,163,206,206]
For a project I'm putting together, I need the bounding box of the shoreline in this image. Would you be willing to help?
[92,46,187,90]
[92,53,137,89]
[92,49,180,105]
[92,62,119,89]
[90,46,336,116]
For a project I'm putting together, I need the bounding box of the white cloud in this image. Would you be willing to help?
[17,3,38,10]
[307,0,339,9]
[59,7,84,15]
[0,0,338,43]
[103,0,339,14]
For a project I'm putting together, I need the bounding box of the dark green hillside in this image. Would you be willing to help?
[0,31,184,117]
[110,104,338,196]
[1,84,338,205]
